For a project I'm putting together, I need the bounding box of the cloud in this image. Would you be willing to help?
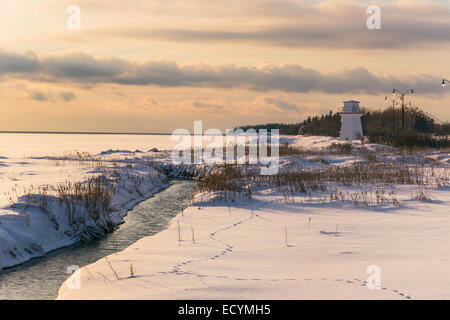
[129,94,334,120]
[0,50,40,75]
[58,91,76,101]
[41,52,129,80]
[27,88,76,102]
[262,96,301,111]
[78,0,450,50]
[0,50,445,96]
[30,90,49,101]
[192,101,225,111]
[253,95,328,117]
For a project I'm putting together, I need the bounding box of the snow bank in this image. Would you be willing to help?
[0,164,169,270]
[98,149,144,156]
[0,144,216,271]
[287,135,392,152]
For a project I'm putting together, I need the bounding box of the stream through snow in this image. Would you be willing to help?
[0,180,197,299]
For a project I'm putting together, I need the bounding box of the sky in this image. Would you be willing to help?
[0,0,449,133]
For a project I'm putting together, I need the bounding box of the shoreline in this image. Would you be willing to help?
[0,131,173,136]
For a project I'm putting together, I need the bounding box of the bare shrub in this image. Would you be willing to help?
[412,186,432,202]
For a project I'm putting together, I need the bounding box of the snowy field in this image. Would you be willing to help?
[1,133,449,299]
[53,135,449,300]
[58,191,450,300]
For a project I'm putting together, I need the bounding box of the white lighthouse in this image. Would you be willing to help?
[339,100,363,140]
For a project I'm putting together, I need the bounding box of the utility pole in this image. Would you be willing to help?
[406,102,415,131]
[385,96,400,132]
[442,79,450,141]
[393,89,414,130]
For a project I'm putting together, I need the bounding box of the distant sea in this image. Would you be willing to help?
[0,132,175,158]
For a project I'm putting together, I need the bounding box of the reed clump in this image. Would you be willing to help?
[197,161,447,206]
[14,175,117,241]
[198,165,253,201]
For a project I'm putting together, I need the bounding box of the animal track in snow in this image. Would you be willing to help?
[167,209,413,300]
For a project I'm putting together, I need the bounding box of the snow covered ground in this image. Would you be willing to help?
[57,187,450,300]
[55,135,450,300]
[0,134,178,270]
[1,133,449,299]
[0,154,170,269]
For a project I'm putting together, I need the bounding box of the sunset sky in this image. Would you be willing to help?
[0,0,449,133]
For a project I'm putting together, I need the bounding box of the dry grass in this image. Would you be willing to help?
[8,174,117,241]
[105,256,119,280]
[191,226,196,244]
[129,264,136,278]
[283,227,288,247]
[177,220,181,242]
[197,161,447,207]
[6,153,170,242]
[279,142,356,157]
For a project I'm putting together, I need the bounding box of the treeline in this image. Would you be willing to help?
[237,123,303,135]
[236,107,449,148]
[361,107,447,148]
[235,110,341,136]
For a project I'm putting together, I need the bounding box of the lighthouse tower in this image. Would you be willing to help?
[339,100,363,140]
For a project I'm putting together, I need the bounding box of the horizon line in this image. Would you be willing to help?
[0,130,173,135]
